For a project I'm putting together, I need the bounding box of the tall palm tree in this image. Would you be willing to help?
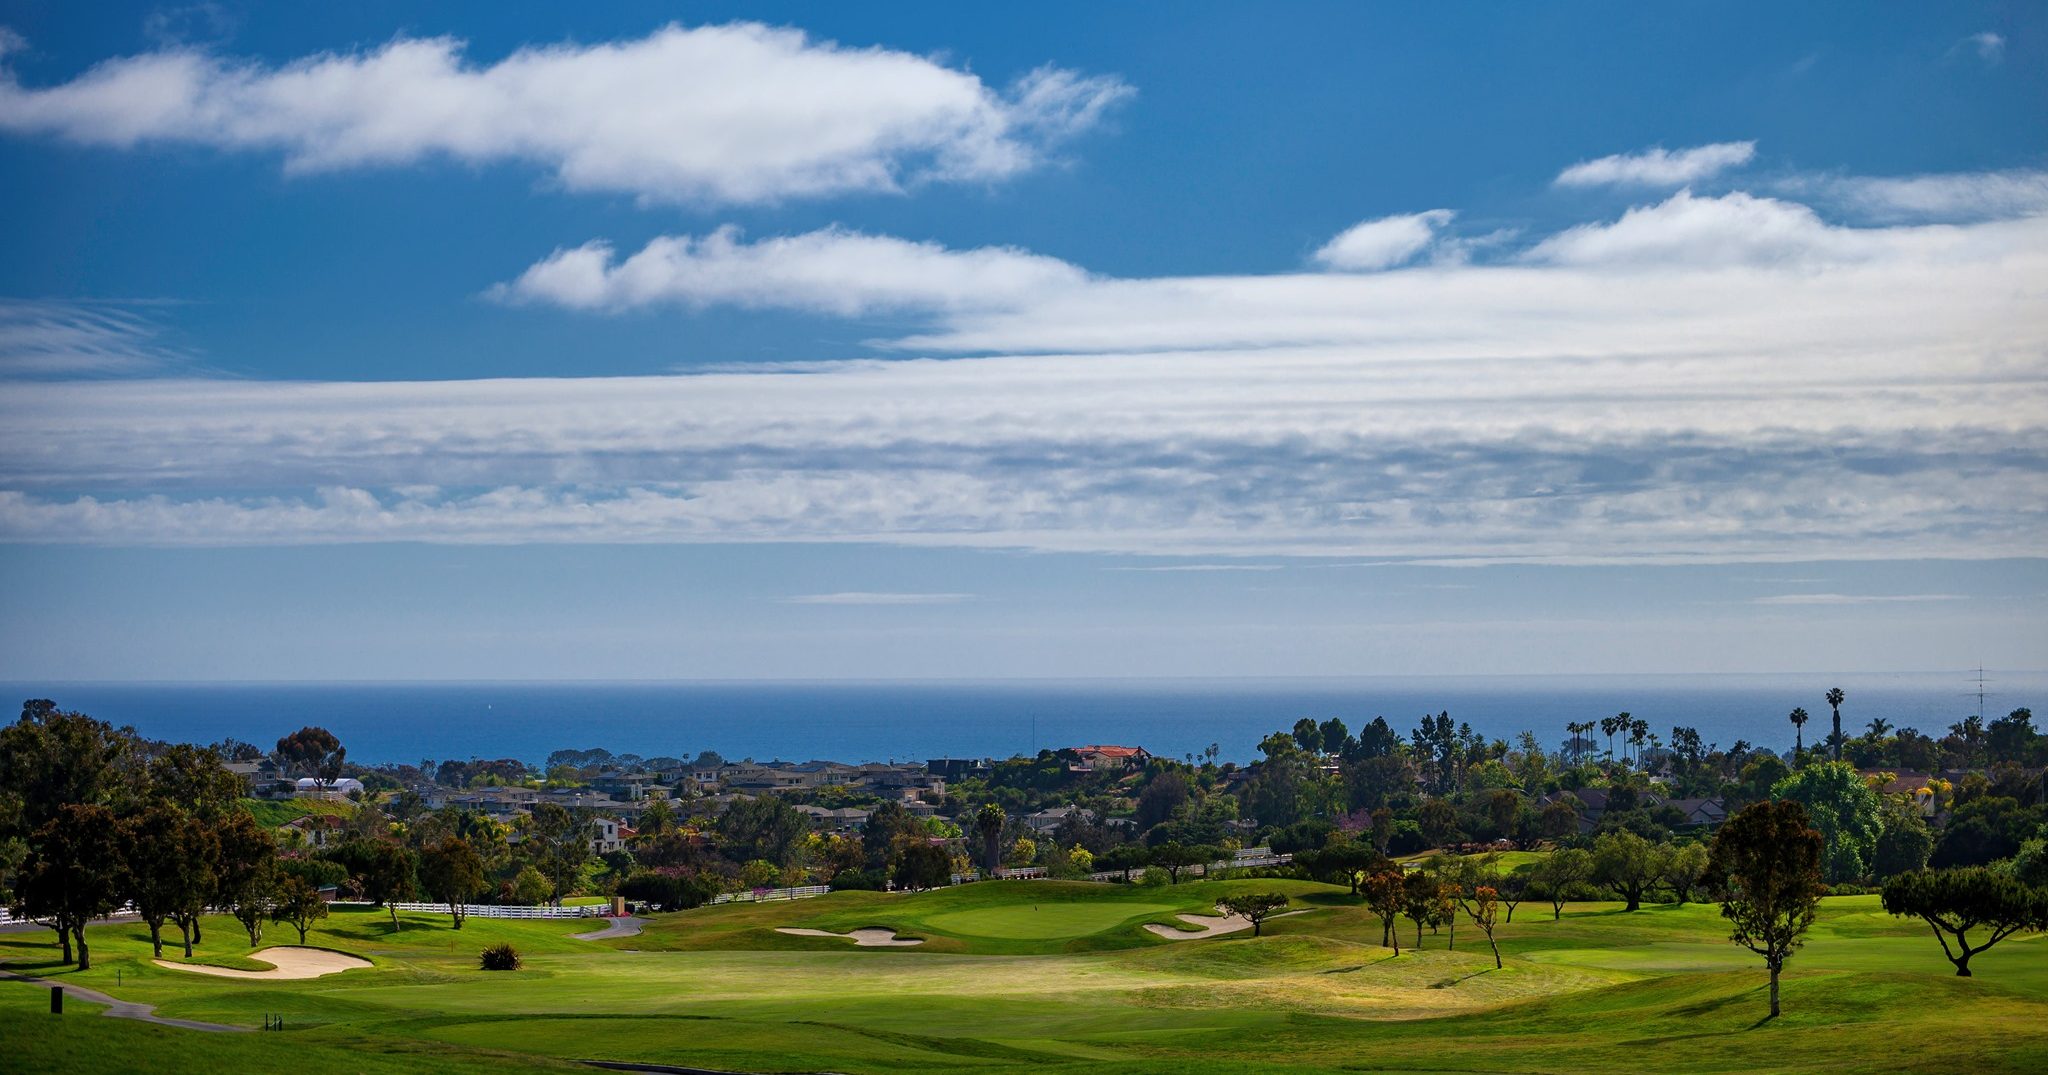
[1825,688,1846,762]
[1789,707,1810,763]
[1629,718,1649,767]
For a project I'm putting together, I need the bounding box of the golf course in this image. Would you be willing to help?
[5,876,2045,1074]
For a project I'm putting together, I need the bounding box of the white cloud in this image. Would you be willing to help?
[780,592,975,605]
[0,299,186,376]
[1555,141,1757,188]
[0,23,1130,205]
[490,226,1089,314]
[1961,32,2006,64]
[5,173,2045,564]
[1752,593,1967,606]
[1788,168,2048,223]
[1311,210,1455,271]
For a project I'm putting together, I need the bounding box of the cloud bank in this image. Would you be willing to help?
[0,22,1130,204]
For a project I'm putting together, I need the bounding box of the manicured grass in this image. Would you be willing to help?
[5,885,2045,1073]
[237,797,355,829]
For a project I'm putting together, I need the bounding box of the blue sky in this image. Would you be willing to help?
[0,2,2043,679]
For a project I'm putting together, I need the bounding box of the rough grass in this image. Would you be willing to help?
[4,886,2045,1074]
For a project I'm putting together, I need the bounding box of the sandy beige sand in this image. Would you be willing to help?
[154,946,372,980]
[774,927,923,947]
[1144,909,1309,941]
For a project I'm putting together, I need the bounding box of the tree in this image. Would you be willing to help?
[118,803,210,958]
[214,812,278,945]
[1417,797,1462,848]
[1150,842,1209,884]
[522,802,591,905]
[1771,761,1884,882]
[862,800,920,872]
[1788,708,1810,763]
[1881,867,2048,977]
[1458,885,1503,969]
[893,840,952,891]
[1363,865,1406,951]
[271,873,329,943]
[1662,842,1710,905]
[362,841,418,931]
[419,836,486,929]
[0,702,135,842]
[1592,830,1663,911]
[147,744,242,821]
[1298,840,1382,895]
[1825,688,1846,763]
[1402,869,1441,948]
[1535,847,1594,920]
[716,796,807,866]
[510,864,550,905]
[276,726,347,782]
[1219,892,1291,937]
[1704,800,1826,1018]
[1096,843,1151,882]
[16,804,123,968]
[1872,805,1933,879]
[973,803,1006,874]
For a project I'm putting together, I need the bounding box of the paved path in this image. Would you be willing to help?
[572,916,648,941]
[0,968,249,1032]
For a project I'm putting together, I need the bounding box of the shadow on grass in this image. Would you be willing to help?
[1319,952,1401,975]
[1430,968,1498,989]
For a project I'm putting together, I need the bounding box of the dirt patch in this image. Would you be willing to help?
[154,945,372,980]
[774,927,922,947]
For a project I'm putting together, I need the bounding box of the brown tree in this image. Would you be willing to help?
[420,835,487,929]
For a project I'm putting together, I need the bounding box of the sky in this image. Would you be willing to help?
[0,1,2044,680]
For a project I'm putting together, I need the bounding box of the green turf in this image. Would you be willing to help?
[5,881,2045,1074]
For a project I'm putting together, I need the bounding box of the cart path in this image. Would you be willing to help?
[572,916,649,941]
[0,967,250,1031]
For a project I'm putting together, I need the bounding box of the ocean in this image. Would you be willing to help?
[5,672,2036,768]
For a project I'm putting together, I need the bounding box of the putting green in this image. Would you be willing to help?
[923,900,1178,939]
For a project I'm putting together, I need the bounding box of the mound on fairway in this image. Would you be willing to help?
[922,900,1178,939]
[153,946,371,980]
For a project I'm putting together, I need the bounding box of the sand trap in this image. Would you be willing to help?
[154,946,372,980]
[775,927,923,947]
[1145,909,1309,941]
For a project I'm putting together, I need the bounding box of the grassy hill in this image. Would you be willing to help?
[5,880,2045,1074]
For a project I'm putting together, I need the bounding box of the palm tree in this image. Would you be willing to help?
[1629,718,1649,767]
[1789,707,1810,763]
[1825,688,1846,762]
[1865,717,1893,739]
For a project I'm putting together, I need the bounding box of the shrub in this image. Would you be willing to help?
[479,943,521,971]
[1137,866,1171,887]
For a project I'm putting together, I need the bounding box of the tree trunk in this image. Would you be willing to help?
[191,917,202,943]
[1768,960,1781,1017]
[149,920,163,958]
[74,927,90,971]
[55,922,72,965]
[389,904,401,931]
[1952,951,1973,977]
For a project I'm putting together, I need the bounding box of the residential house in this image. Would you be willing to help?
[1070,745,1150,772]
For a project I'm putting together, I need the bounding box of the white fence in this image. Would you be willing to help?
[329,900,604,919]
[708,885,830,905]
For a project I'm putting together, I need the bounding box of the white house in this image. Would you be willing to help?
[293,777,365,801]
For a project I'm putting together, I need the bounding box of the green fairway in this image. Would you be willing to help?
[5,883,2046,1074]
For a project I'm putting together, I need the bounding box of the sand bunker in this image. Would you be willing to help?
[154,946,372,980]
[1145,909,1308,941]
[775,927,923,947]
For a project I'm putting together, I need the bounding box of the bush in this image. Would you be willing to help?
[479,943,521,971]
[828,868,886,892]
[1137,866,1171,887]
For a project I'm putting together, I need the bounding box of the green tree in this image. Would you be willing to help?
[1872,806,1933,879]
[1788,707,1810,764]
[973,803,1006,874]
[1457,885,1503,969]
[1592,830,1663,911]
[1705,800,1826,1019]
[1662,842,1710,904]
[892,840,952,891]
[511,864,550,905]
[1401,869,1441,948]
[1149,842,1210,883]
[1535,847,1594,920]
[419,835,487,929]
[1096,843,1151,882]
[362,841,418,931]
[1219,892,1291,937]
[214,812,278,945]
[275,726,346,781]
[16,803,124,968]
[1771,761,1884,882]
[716,796,808,866]
[1825,688,1846,763]
[117,803,210,958]
[270,873,329,943]
[1881,867,2048,977]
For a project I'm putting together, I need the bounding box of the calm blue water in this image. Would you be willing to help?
[4,673,2037,767]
